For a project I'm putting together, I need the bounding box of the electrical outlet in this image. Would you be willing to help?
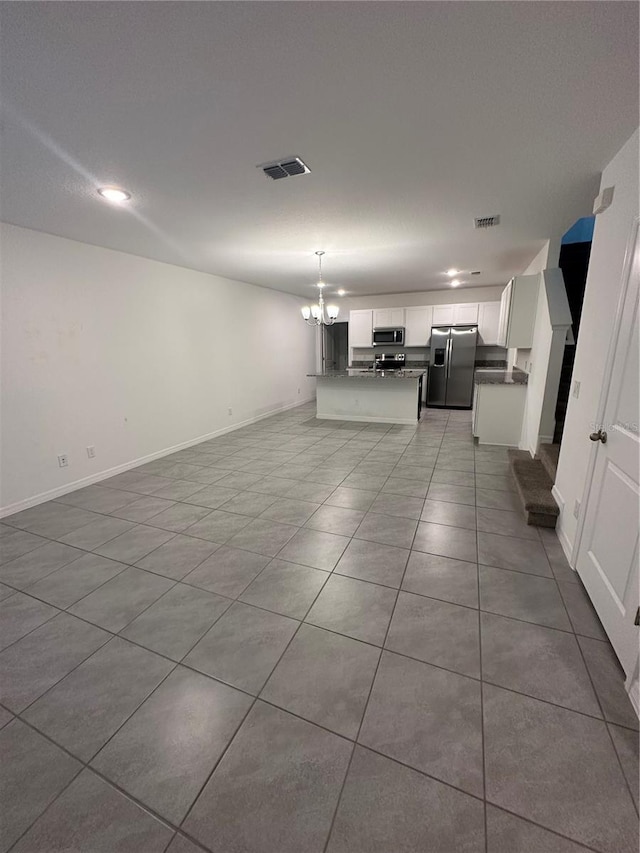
[228,407,233,416]
[86,446,96,459]
[57,454,68,468]
[572,380,581,399]
[573,499,581,519]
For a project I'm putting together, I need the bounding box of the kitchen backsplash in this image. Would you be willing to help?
[352,345,507,367]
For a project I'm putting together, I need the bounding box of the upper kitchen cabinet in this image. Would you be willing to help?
[404,306,433,347]
[453,302,479,324]
[373,307,405,328]
[349,309,373,348]
[432,303,479,326]
[478,301,501,345]
[497,274,540,348]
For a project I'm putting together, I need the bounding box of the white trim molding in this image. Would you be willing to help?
[0,396,315,518]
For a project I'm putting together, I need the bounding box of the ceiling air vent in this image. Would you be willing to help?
[259,156,311,180]
[474,215,500,229]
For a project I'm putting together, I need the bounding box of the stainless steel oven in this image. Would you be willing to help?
[372,327,405,347]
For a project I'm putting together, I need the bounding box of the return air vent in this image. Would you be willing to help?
[259,156,311,180]
[474,215,500,229]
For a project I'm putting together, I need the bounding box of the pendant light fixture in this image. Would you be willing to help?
[300,251,339,326]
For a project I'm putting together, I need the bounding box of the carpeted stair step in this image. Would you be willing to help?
[507,449,559,528]
[538,443,560,483]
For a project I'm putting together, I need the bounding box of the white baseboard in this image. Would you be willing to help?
[552,484,576,568]
[551,483,565,516]
[537,433,554,449]
[0,396,316,519]
[518,435,554,457]
[516,440,535,456]
[316,413,417,425]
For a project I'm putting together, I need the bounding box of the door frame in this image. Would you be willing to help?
[571,216,640,705]
[571,216,640,567]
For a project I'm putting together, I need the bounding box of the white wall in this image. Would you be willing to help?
[518,270,572,455]
[554,128,639,556]
[0,223,317,514]
[511,241,550,371]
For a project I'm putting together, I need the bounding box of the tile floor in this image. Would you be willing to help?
[0,402,638,853]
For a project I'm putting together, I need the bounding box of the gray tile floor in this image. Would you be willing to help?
[1,402,638,853]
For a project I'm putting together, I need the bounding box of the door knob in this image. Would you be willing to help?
[589,429,607,444]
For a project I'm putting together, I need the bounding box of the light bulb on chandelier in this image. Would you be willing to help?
[300,251,340,326]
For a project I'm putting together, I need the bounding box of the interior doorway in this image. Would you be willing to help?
[323,322,348,371]
[574,216,639,699]
[554,216,594,444]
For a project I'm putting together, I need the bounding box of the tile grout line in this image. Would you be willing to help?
[4,407,636,851]
[5,696,609,853]
[572,618,640,814]
[320,412,449,853]
[174,551,337,844]
[3,542,630,724]
[475,483,489,853]
[5,587,628,739]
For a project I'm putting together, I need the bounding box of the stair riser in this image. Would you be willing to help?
[508,450,559,528]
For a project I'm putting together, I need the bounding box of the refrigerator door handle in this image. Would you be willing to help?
[445,336,453,383]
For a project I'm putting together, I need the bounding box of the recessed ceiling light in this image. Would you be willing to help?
[97,186,131,203]
[450,279,461,287]
[446,268,459,277]
[337,289,346,296]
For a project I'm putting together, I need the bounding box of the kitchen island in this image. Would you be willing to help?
[307,369,426,424]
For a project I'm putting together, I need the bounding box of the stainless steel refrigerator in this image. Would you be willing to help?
[427,325,478,408]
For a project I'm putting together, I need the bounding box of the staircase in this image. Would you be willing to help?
[553,347,575,444]
[508,443,560,528]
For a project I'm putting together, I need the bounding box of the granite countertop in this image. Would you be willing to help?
[351,360,429,369]
[474,367,528,385]
[308,369,426,380]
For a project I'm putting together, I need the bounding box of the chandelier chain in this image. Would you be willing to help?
[301,251,338,326]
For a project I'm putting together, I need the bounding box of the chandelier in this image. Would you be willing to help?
[300,251,339,326]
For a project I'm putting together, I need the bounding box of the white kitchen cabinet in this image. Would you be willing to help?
[432,305,455,326]
[472,382,526,446]
[478,301,501,345]
[373,308,405,328]
[349,309,373,348]
[453,303,478,324]
[497,274,539,348]
[432,303,478,327]
[404,306,433,347]
[497,281,512,346]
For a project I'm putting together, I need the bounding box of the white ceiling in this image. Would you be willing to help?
[1,2,637,297]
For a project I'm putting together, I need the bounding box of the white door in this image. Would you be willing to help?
[576,218,640,683]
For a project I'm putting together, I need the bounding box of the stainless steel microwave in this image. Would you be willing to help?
[372,327,405,347]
